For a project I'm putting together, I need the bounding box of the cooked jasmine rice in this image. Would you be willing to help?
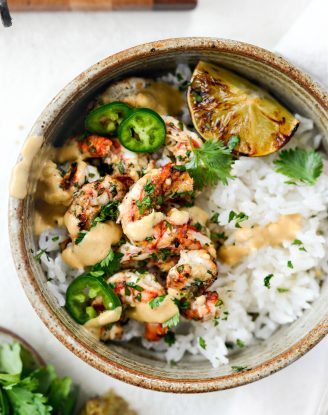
[39,112,328,368]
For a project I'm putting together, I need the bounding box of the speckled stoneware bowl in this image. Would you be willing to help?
[9,38,328,393]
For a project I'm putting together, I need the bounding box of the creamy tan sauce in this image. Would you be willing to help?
[125,211,165,242]
[184,206,209,226]
[62,221,122,268]
[55,141,81,163]
[127,296,179,324]
[36,160,74,206]
[167,208,190,225]
[123,82,184,116]
[219,214,301,266]
[84,307,122,329]
[34,201,66,235]
[10,135,44,199]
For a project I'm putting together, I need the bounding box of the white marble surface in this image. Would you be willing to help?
[0,0,327,413]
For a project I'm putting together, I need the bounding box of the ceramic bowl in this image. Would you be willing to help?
[8,38,328,393]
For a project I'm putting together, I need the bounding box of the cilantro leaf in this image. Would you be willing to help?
[264,274,274,289]
[274,148,323,185]
[231,365,248,373]
[199,337,207,350]
[75,231,87,245]
[227,136,240,151]
[0,342,22,376]
[164,331,176,346]
[91,249,123,277]
[185,140,235,189]
[149,295,166,309]
[92,201,119,226]
[228,211,249,228]
[162,313,180,329]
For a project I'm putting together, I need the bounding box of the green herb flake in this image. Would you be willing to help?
[199,337,207,350]
[118,160,126,175]
[228,211,249,228]
[164,331,176,346]
[51,236,59,242]
[192,90,203,103]
[277,287,289,293]
[149,295,166,309]
[34,249,47,263]
[92,200,119,225]
[274,148,323,185]
[231,365,248,373]
[75,231,87,245]
[236,339,245,348]
[163,313,180,329]
[227,136,240,151]
[210,212,220,223]
[287,260,294,269]
[292,239,307,252]
[264,274,274,289]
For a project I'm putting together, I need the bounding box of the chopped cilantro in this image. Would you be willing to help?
[126,282,144,292]
[91,249,123,277]
[292,239,307,252]
[264,274,274,289]
[287,260,294,269]
[92,200,119,225]
[164,331,176,346]
[228,211,249,228]
[34,249,47,263]
[51,236,59,242]
[210,212,220,223]
[75,231,87,245]
[118,160,126,175]
[236,339,245,348]
[277,287,289,293]
[149,295,166,309]
[231,365,248,373]
[163,313,180,329]
[136,196,152,214]
[227,136,240,151]
[199,337,207,350]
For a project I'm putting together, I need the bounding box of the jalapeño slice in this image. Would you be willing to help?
[118,108,166,153]
[85,101,132,136]
[65,275,121,325]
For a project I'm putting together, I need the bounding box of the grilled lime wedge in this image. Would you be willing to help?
[188,61,299,156]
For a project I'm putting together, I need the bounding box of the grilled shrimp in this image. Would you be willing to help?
[182,291,221,321]
[108,270,165,307]
[57,134,154,185]
[37,160,87,206]
[119,163,194,242]
[166,249,218,296]
[144,323,168,342]
[162,116,203,164]
[64,175,126,239]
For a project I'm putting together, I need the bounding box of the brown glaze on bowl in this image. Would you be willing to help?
[8,38,328,393]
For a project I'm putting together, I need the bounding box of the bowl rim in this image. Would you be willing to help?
[8,37,328,393]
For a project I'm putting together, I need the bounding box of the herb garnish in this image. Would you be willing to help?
[185,140,235,189]
[287,260,294,269]
[264,274,274,289]
[75,230,88,245]
[277,287,289,293]
[92,200,119,225]
[199,337,207,350]
[118,160,125,175]
[149,295,166,309]
[163,313,180,329]
[34,249,47,263]
[231,365,248,373]
[51,236,59,242]
[236,339,245,348]
[91,249,123,277]
[164,331,176,346]
[228,211,249,228]
[227,136,240,151]
[292,239,307,252]
[210,212,220,223]
[274,148,323,185]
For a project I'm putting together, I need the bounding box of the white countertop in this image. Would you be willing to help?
[1,0,327,413]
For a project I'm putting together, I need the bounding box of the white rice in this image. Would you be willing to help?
[37,100,328,367]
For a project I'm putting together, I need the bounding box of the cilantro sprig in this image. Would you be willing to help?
[185,140,235,189]
[274,148,323,185]
[0,342,78,415]
[90,249,123,277]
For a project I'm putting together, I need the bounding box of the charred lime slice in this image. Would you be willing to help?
[188,61,299,157]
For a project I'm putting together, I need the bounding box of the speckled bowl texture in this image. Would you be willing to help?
[8,38,328,393]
